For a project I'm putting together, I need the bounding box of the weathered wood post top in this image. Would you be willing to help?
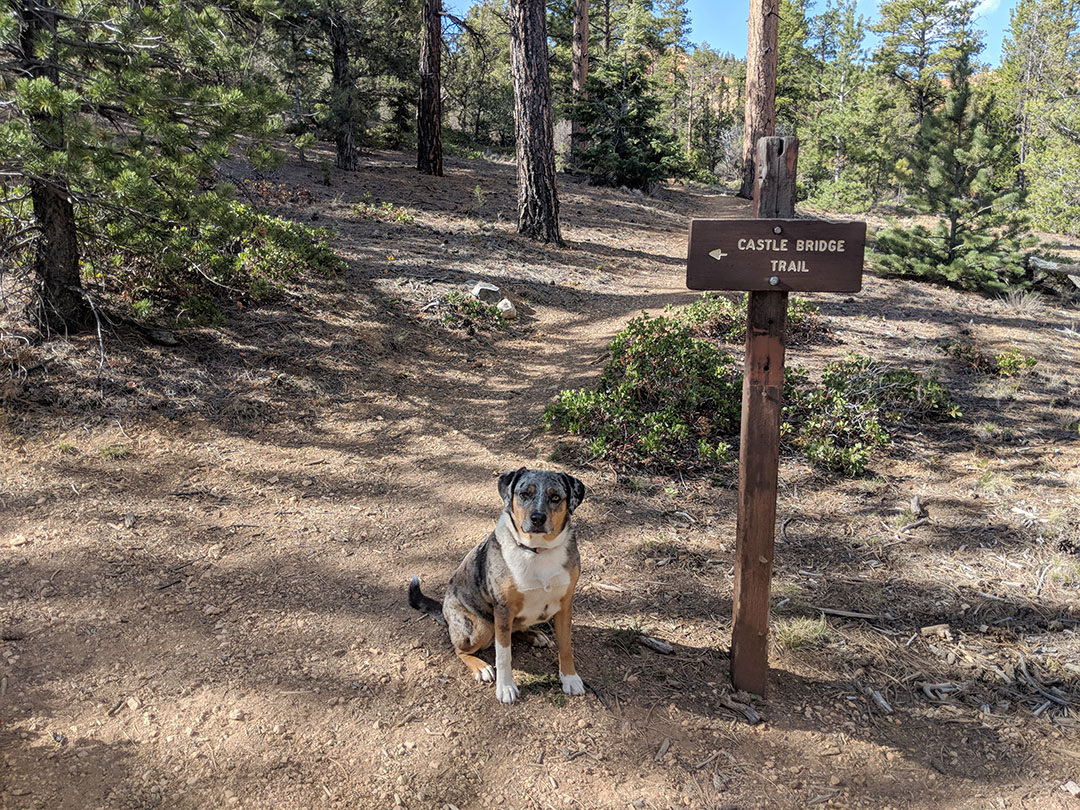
[685,136,866,696]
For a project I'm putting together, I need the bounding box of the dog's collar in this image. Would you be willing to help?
[517,541,547,554]
[498,512,566,556]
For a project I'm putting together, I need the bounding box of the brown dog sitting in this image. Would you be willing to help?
[409,468,587,703]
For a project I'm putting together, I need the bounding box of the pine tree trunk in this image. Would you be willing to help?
[569,0,589,171]
[686,63,694,151]
[330,15,358,171]
[19,0,89,332]
[417,0,443,176]
[602,0,611,55]
[28,180,87,333]
[508,0,563,244]
[739,0,779,199]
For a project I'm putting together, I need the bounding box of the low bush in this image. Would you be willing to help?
[440,291,507,332]
[108,202,344,320]
[351,194,416,224]
[783,354,959,475]
[678,293,824,344]
[546,308,958,477]
[544,313,740,471]
[938,338,1036,376]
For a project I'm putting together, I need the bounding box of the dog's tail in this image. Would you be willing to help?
[408,575,445,625]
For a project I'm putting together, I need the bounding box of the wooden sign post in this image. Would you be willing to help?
[685,137,866,696]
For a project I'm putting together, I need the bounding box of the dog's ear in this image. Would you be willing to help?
[560,473,586,514]
[498,467,527,507]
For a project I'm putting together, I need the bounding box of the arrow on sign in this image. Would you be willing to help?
[709,248,729,261]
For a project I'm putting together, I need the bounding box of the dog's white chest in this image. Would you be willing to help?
[516,580,569,627]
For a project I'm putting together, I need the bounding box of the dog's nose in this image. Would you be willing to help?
[530,511,547,526]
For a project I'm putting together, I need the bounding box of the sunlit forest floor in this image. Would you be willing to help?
[2,147,1080,809]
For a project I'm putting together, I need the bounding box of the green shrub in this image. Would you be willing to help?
[352,194,416,224]
[678,293,824,344]
[545,313,740,471]
[939,338,1036,376]
[784,354,958,475]
[545,308,958,477]
[994,349,1037,377]
[110,201,343,319]
[178,294,225,328]
[440,291,506,332]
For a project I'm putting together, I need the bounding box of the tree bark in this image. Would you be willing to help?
[569,0,589,170]
[329,14,358,171]
[417,0,443,175]
[508,0,563,244]
[19,0,88,332]
[739,0,779,198]
[28,180,87,333]
[602,0,611,54]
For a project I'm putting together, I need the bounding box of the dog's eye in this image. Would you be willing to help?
[550,494,561,502]
[521,486,536,497]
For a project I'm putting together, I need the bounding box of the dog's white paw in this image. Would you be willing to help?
[475,665,495,683]
[529,630,553,648]
[560,673,585,696]
[495,680,520,704]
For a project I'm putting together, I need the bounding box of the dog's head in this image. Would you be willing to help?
[498,467,586,541]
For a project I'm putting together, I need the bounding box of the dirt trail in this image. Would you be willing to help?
[2,149,1079,810]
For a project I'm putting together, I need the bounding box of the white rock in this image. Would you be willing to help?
[470,282,501,302]
[497,299,517,320]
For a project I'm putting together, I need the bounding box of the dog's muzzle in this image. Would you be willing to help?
[522,512,548,535]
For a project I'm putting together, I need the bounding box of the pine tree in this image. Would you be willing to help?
[799,0,898,210]
[740,0,779,198]
[775,0,813,132]
[1,0,283,332]
[573,51,686,189]
[999,0,1080,234]
[443,0,514,147]
[873,46,1031,292]
[417,0,443,175]
[509,0,563,243]
[871,0,968,125]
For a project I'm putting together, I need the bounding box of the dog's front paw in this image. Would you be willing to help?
[475,664,495,683]
[560,673,585,696]
[495,680,520,703]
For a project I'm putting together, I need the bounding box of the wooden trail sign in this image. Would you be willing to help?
[686,137,866,696]
[686,219,866,292]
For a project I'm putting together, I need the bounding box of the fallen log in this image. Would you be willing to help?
[1028,256,1080,290]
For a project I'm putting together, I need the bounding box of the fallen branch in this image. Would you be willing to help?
[1028,255,1080,290]
[813,607,883,620]
[1018,655,1075,708]
[718,694,761,724]
[639,635,674,654]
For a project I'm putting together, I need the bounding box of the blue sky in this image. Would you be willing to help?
[685,0,1016,67]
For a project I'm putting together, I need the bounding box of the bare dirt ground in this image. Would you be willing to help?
[2,148,1080,810]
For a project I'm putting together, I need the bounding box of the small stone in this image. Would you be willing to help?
[203,605,224,616]
[123,512,136,529]
[496,298,517,320]
[829,775,842,787]
[1062,781,1080,798]
[126,697,141,711]
[227,709,245,721]
[207,545,224,560]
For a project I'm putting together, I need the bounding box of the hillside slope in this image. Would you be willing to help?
[2,149,1079,810]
